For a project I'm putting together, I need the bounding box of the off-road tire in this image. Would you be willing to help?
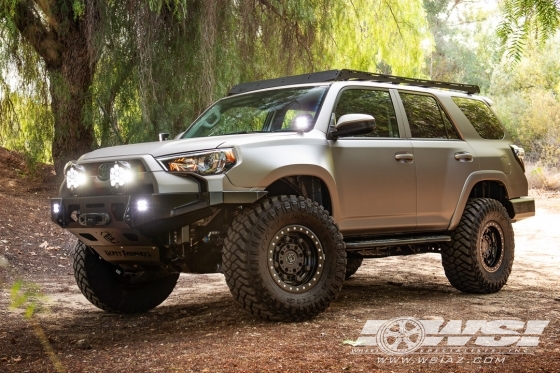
[222,195,346,321]
[442,198,514,293]
[73,241,179,313]
[345,254,363,279]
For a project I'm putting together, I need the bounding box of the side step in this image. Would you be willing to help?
[345,235,451,252]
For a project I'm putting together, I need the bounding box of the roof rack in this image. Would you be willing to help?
[227,69,480,96]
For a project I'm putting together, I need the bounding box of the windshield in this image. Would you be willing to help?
[181,86,328,138]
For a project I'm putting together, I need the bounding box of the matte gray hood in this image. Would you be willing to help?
[79,137,227,161]
[78,132,299,161]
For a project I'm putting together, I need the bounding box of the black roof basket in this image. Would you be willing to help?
[228,69,480,96]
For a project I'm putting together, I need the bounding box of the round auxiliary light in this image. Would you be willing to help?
[110,161,133,188]
[65,163,87,192]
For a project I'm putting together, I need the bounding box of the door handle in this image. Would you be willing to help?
[395,153,414,163]
[454,152,473,162]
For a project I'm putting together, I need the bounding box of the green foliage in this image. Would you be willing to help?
[325,0,430,76]
[0,2,55,169]
[490,34,560,167]
[10,280,45,319]
[72,0,86,18]
[1,0,430,167]
[0,81,53,170]
[526,164,560,189]
[1,93,53,167]
[7,279,65,372]
[497,0,560,62]
[91,0,431,145]
[423,0,502,91]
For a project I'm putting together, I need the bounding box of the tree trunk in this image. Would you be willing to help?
[12,1,99,177]
[48,26,97,177]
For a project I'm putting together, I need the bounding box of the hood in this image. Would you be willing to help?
[79,132,299,161]
[80,137,227,161]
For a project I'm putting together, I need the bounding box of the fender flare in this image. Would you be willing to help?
[447,171,512,231]
[258,164,340,220]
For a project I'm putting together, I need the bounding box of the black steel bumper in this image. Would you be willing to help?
[50,191,267,230]
[49,191,266,264]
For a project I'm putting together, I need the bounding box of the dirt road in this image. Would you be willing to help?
[1,185,559,372]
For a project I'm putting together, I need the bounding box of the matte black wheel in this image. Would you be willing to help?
[442,198,514,293]
[345,254,363,279]
[222,195,346,321]
[73,241,179,313]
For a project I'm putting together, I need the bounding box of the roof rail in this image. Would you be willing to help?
[228,69,480,96]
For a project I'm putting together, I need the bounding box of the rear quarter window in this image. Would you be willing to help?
[451,97,504,140]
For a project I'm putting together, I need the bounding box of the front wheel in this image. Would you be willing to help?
[345,254,363,279]
[441,198,514,293]
[73,241,179,313]
[222,196,346,321]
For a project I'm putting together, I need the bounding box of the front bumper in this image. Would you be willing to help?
[51,191,267,229]
[50,191,266,263]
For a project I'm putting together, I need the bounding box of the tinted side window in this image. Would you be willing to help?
[400,93,459,139]
[452,97,504,140]
[334,89,399,137]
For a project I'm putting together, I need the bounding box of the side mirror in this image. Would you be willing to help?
[329,114,375,139]
[159,133,170,142]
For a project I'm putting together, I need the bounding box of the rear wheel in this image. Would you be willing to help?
[222,195,346,321]
[73,241,179,313]
[442,198,514,293]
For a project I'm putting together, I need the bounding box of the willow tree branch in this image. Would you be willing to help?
[13,1,61,69]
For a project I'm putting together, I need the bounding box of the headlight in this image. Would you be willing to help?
[64,162,87,192]
[157,149,237,175]
[110,161,133,188]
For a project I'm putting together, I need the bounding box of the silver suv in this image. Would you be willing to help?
[51,70,535,321]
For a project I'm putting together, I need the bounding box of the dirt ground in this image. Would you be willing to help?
[0,147,559,373]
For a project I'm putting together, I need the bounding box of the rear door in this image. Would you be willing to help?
[329,88,417,235]
[395,91,479,231]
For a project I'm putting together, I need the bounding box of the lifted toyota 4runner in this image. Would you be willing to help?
[51,69,535,321]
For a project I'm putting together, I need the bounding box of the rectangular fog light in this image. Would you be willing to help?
[137,200,148,212]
